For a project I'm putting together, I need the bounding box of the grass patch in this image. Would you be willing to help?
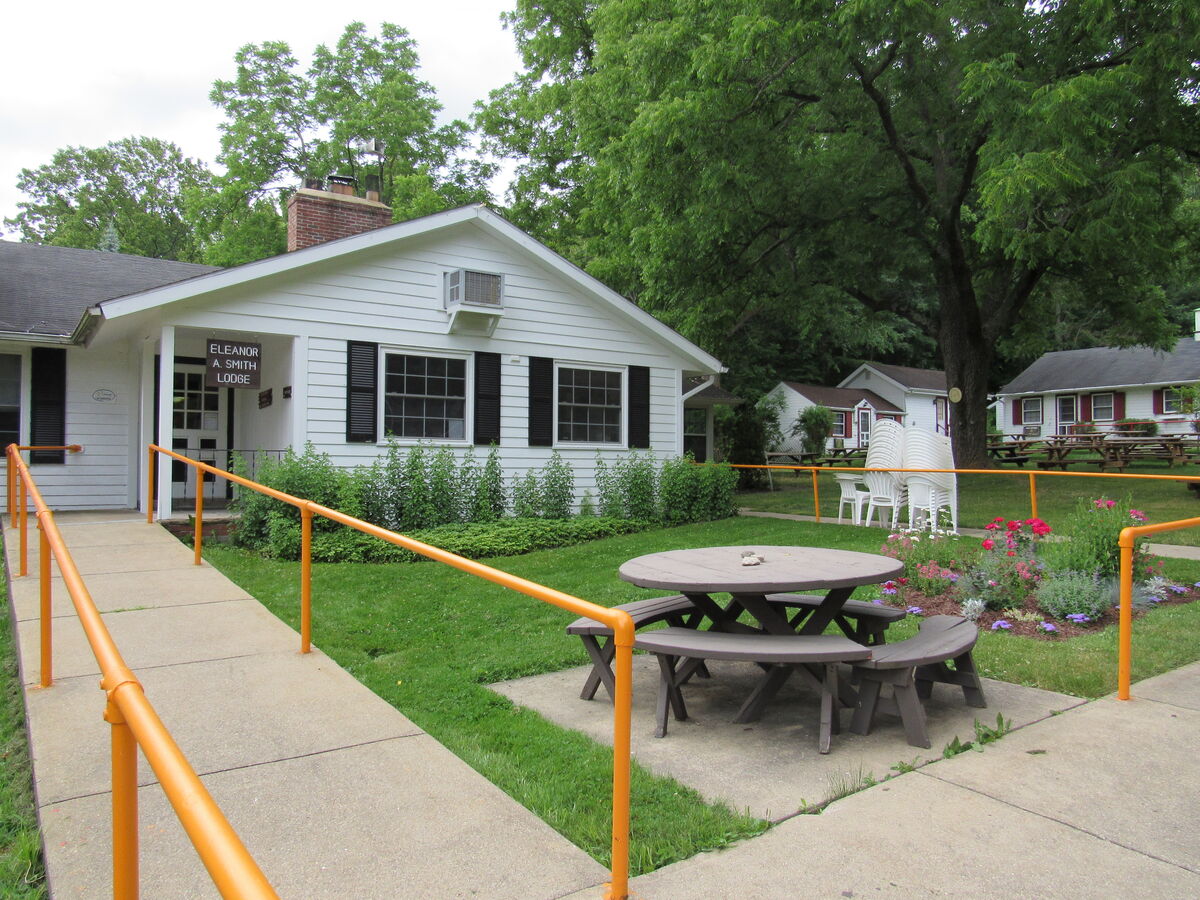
[0,573,47,897]
[740,460,1200,544]
[204,514,1200,870]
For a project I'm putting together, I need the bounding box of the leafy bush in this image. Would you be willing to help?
[1115,417,1157,436]
[540,451,575,518]
[619,450,658,519]
[427,446,462,525]
[793,405,835,455]
[725,399,774,489]
[476,445,507,521]
[231,444,346,548]
[1040,496,1152,579]
[511,470,542,518]
[594,455,622,518]
[659,455,738,525]
[1036,572,1109,622]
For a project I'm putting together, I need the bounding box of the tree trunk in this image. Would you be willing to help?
[938,294,993,470]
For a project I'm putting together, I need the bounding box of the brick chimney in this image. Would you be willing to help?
[286,176,393,252]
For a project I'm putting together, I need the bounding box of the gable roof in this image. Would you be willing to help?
[856,362,947,392]
[781,382,902,414]
[95,204,723,373]
[1000,337,1200,394]
[0,241,217,339]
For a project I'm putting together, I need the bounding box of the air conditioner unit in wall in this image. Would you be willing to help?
[444,269,505,335]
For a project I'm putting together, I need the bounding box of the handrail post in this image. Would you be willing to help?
[300,508,313,654]
[1028,471,1038,520]
[147,446,156,523]
[810,468,821,523]
[18,468,27,577]
[1117,528,1135,701]
[6,444,14,523]
[105,692,139,900]
[193,482,204,566]
[39,517,52,687]
[605,613,634,900]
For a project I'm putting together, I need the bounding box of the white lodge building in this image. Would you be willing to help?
[0,184,725,516]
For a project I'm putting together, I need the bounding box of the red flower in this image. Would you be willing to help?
[1006,550,1016,557]
[1006,520,1021,532]
[982,538,995,550]
[897,577,908,584]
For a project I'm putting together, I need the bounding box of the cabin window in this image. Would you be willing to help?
[1021,397,1043,425]
[1091,392,1114,422]
[556,365,623,444]
[831,411,847,437]
[1163,388,1183,415]
[382,353,467,440]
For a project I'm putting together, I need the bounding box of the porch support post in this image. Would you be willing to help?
[137,337,156,513]
[155,326,175,519]
[290,335,309,450]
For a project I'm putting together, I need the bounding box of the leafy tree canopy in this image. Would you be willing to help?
[5,136,213,262]
[482,0,1200,464]
[200,21,495,265]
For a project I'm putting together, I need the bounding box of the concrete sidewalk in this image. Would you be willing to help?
[4,512,609,899]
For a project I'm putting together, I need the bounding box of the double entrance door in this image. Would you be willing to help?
[171,363,229,503]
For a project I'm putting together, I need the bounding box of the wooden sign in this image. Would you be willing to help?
[206,340,262,388]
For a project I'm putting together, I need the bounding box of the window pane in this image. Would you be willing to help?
[557,367,622,444]
[383,353,466,441]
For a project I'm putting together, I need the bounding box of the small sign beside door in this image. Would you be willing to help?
[206,340,262,388]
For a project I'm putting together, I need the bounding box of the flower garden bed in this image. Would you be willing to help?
[870,496,1200,639]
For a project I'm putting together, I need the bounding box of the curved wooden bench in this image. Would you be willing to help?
[635,628,872,754]
[566,594,705,702]
[764,594,906,645]
[849,615,985,749]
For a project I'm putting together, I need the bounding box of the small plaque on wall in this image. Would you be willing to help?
[258,388,273,409]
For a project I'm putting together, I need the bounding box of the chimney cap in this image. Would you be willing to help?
[303,177,324,191]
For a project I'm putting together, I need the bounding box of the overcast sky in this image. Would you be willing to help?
[1,0,525,240]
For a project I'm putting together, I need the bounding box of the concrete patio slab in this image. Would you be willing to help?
[38,737,610,900]
[9,538,198,577]
[492,655,1083,819]
[924,693,1200,874]
[17,598,302,683]
[584,769,1200,899]
[24,648,424,805]
[7,565,253,620]
[1131,658,1200,711]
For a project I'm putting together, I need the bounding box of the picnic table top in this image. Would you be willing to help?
[619,545,902,594]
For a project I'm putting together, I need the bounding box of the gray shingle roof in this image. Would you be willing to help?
[0,242,219,337]
[782,382,903,413]
[1000,338,1200,394]
[862,362,947,392]
[682,376,742,405]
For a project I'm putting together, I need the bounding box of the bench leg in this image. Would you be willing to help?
[849,676,881,736]
[578,635,616,701]
[819,664,837,754]
[653,653,688,738]
[915,651,987,709]
[893,673,931,749]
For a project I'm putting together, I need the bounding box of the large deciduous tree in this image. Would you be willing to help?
[6,137,213,261]
[483,0,1200,465]
[201,21,494,265]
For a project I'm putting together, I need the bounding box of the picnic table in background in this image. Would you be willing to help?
[987,439,1046,467]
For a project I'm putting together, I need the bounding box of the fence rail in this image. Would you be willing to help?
[146,443,636,900]
[5,443,277,899]
[731,461,1200,704]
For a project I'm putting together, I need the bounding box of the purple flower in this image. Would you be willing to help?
[906,606,923,615]
[872,598,884,605]
[991,620,1012,631]
[1066,613,1092,624]
[1038,621,1057,633]
[1168,584,1187,595]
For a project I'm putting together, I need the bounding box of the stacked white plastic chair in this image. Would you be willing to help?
[862,419,906,528]
[902,426,958,532]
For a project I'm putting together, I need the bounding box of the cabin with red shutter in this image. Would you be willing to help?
[995,331,1200,439]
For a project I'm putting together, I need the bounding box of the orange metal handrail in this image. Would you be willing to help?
[5,445,83,575]
[6,444,277,899]
[147,444,636,900]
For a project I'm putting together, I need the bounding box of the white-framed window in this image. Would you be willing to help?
[1021,397,1043,424]
[381,350,469,441]
[831,411,847,437]
[1164,388,1183,414]
[1091,392,1114,421]
[555,363,624,444]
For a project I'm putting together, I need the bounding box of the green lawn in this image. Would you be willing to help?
[740,460,1200,544]
[0,576,47,898]
[203,514,1200,870]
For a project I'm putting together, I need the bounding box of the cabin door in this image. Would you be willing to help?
[857,409,872,448]
[171,364,228,502]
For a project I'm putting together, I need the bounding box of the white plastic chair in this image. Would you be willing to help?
[834,473,870,525]
[901,427,958,531]
[863,470,906,529]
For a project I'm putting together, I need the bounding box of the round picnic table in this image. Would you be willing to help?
[619,545,903,722]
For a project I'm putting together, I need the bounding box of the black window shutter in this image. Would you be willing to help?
[346,341,378,443]
[474,352,501,445]
[628,365,650,449]
[528,356,553,447]
[30,347,67,464]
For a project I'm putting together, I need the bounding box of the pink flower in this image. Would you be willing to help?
[1106,500,1116,508]
[982,538,995,550]
[1129,509,1147,522]
[1006,550,1016,557]
[1007,520,1021,532]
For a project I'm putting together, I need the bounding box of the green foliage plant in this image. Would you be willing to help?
[595,454,623,518]
[399,443,433,531]
[619,450,658,520]
[793,405,835,456]
[1035,573,1109,623]
[1115,418,1158,436]
[539,450,575,518]
[478,445,507,521]
[657,455,700,526]
[1041,496,1153,580]
[578,490,596,517]
[427,446,462,526]
[512,470,543,519]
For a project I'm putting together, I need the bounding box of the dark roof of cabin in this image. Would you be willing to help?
[782,382,902,413]
[1000,337,1200,394]
[683,376,742,405]
[862,362,947,392]
[0,241,219,337]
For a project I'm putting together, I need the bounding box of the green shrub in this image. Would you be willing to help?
[1036,572,1109,621]
[476,445,507,521]
[578,490,595,517]
[540,451,575,518]
[1040,496,1153,579]
[658,455,700,526]
[620,449,658,520]
[512,470,542,518]
[595,455,622,518]
[427,446,462,525]
[793,405,835,455]
[231,444,345,547]
[1115,417,1157,436]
